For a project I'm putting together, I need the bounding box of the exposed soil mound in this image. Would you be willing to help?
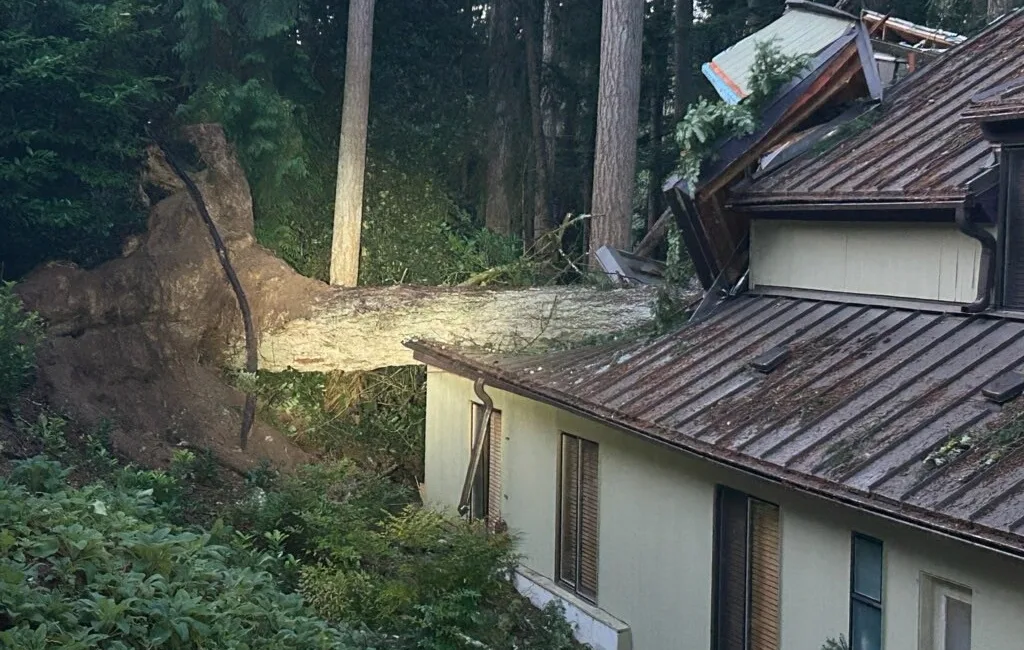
[16,125,320,472]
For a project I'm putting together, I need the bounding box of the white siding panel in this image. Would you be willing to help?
[750,220,982,302]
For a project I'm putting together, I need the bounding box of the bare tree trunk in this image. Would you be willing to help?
[648,0,669,230]
[524,0,551,244]
[485,0,516,235]
[589,0,644,264]
[541,0,558,175]
[253,285,657,372]
[674,0,694,123]
[330,0,376,286]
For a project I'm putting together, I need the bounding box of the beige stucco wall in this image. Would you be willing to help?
[749,220,983,303]
[424,369,1024,649]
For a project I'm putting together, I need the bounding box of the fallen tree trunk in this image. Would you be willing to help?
[14,124,659,471]
[255,284,656,372]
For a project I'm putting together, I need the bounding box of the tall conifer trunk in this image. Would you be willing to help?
[589,0,644,263]
[330,0,377,287]
[674,0,694,122]
[485,0,516,235]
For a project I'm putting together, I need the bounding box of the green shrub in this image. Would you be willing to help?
[0,458,373,649]
[0,283,43,408]
[230,461,579,650]
[0,0,170,277]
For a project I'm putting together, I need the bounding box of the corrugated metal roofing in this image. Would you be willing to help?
[962,76,1024,122]
[733,10,1024,207]
[410,294,1024,555]
[702,4,855,104]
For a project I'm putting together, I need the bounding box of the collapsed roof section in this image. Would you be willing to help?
[669,4,883,289]
[702,1,860,105]
[731,11,1024,210]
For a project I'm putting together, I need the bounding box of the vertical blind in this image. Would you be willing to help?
[486,410,503,528]
[558,433,599,601]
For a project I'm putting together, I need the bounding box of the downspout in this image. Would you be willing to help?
[956,204,996,313]
[458,377,494,516]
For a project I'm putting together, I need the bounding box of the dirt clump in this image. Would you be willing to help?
[15,124,323,473]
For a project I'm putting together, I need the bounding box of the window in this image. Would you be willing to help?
[920,575,972,650]
[712,486,781,650]
[850,534,884,650]
[1002,148,1024,309]
[557,433,599,601]
[469,405,502,526]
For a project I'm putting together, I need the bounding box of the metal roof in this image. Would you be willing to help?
[962,76,1024,123]
[702,2,856,104]
[409,294,1024,557]
[732,10,1024,208]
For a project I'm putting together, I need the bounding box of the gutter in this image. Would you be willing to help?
[956,204,997,313]
[407,340,1024,565]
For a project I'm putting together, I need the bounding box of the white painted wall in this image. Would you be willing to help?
[423,369,1024,650]
[749,220,983,303]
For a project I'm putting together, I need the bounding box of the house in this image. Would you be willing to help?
[408,10,1024,650]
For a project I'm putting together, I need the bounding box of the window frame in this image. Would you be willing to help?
[849,533,884,650]
[710,485,781,650]
[919,573,972,650]
[555,432,599,603]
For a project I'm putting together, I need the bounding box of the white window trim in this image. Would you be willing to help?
[919,573,972,650]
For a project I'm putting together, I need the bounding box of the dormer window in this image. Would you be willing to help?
[963,76,1024,311]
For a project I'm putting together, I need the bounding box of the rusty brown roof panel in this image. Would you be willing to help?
[734,11,1024,207]
[407,294,1024,556]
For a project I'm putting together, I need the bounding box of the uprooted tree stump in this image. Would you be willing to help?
[15,124,660,472]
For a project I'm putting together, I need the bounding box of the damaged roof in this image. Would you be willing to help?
[732,10,1024,208]
[409,294,1024,557]
[702,1,857,104]
[861,10,966,49]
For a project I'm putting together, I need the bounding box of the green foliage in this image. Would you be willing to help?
[360,160,527,286]
[676,98,758,187]
[179,77,309,207]
[0,0,171,277]
[169,448,219,484]
[653,222,695,333]
[822,634,851,650]
[675,39,810,189]
[23,412,68,455]
[0,458,373,649]
[252,367,428,481]
[231,461,579,650]
[745,40,811,111]
[0,284,42,407]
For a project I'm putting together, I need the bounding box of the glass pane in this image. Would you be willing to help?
[853,536,883,601]
[944,597,971,650]
[851,600,882,650]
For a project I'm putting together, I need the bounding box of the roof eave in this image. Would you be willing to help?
[404,338,1024,564]
[729,197,968,213]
